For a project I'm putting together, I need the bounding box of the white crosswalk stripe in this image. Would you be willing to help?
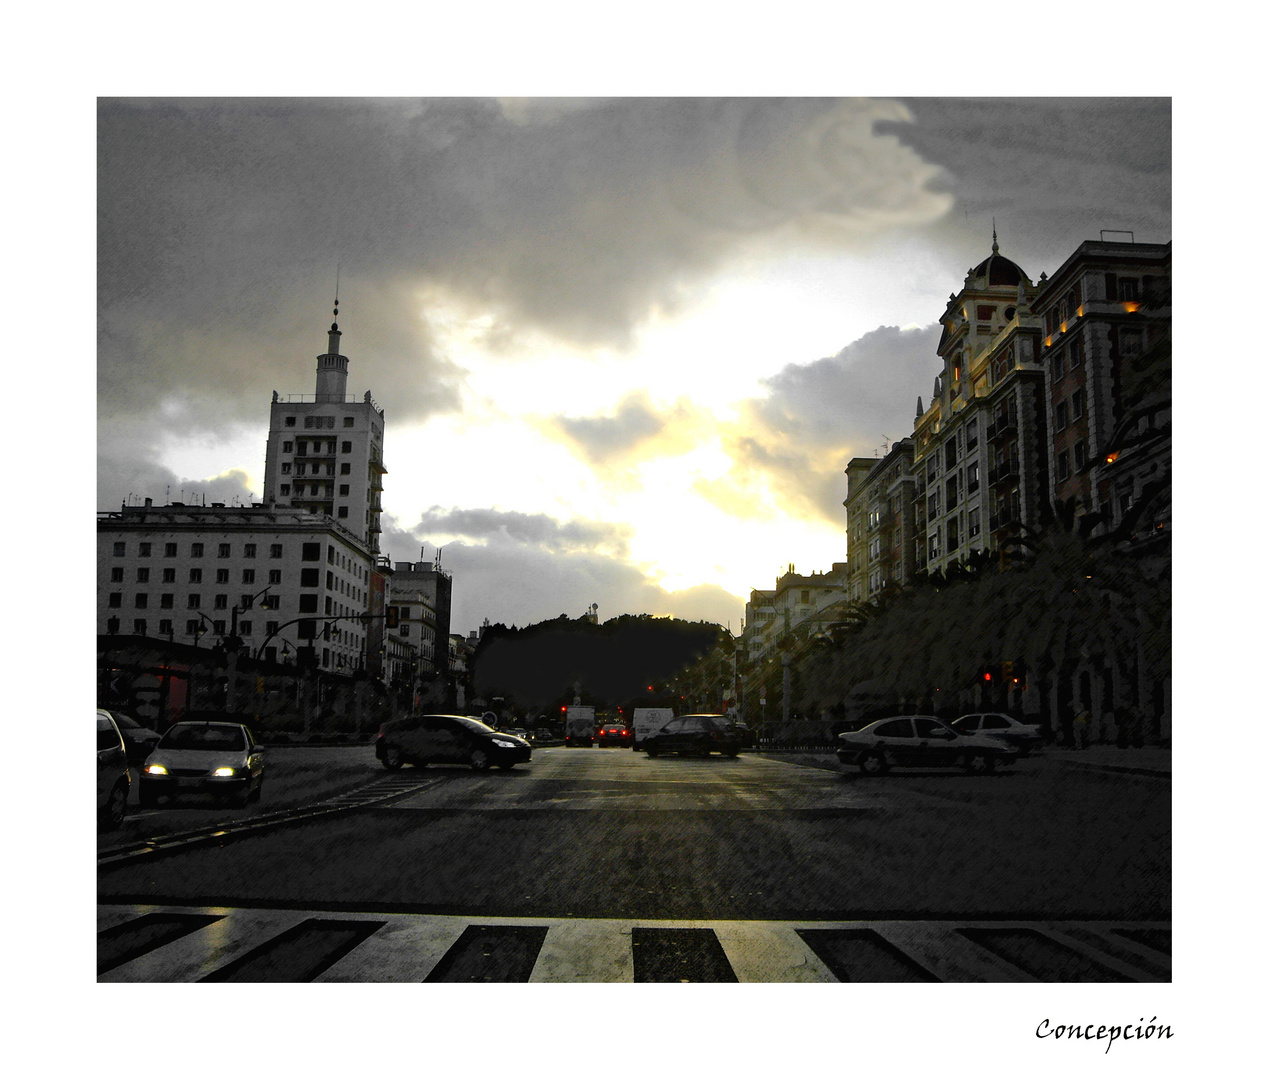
[97,904,1170,983]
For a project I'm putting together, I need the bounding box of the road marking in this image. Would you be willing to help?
[97,904,1170,983]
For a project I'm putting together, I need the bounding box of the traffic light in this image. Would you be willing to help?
[1012,658,1027,688]
[386,606,399,629]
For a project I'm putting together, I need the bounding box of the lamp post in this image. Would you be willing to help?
[223,588,273,715]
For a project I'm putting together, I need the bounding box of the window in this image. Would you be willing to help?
[340,463,351,475]
[1071,388,1085,419]
[281,485,291,495]
[268,569,282,584]
[297,441,307,455]
[1054,401,1068,431]
[110,567,124,582]
[139,543,152,557]
[270,544,283,558]
[239,621,252,636]
[947,515,959,551]
[1069,336,1084,366]
[401,625,410,637]
[946,474,959,510]
[133,619,147,635]
[113,542,126,556]
[967,461,980,493]
[339,484,349,496]
[299,594,319,613]
[187,620,202,635]
[945,440,958,468]
[213,620,226,635]
[165,542,178,557]
[281,463,292,474]
[1119,277,1139,301]
[799,590,810,604]
[218,543,231,558]
[214,594,228,609]
[927,491,940,517]
[338,506,349,518]
[302,542,321,561]
[341,441,352,453]
[344,416,354,428]
[267,621,280,636]
[188,594,201,609]
[966,418,978,449]
[1074,441,1087,469]
[301,568,320,587]
[285,416,296,427]
[283,441,293,453]
[216,569,230,584]
[159,619,173,636]
[976,305,994,321]
[162,567,176,583]
[189,568,202,583]
[1056,450,1071,481]
[928,528,941,559]
[108,593,122,608]
[160,593,174,608]
[137,568,150,583]
[968,508,980,538]
[242,568,256,584]
[1051,348,1065,381]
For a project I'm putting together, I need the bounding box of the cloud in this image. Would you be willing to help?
[543,391,700,467]
[380,508,743,631]
[698,324,941,525]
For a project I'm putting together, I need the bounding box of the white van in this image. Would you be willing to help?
[631,708,674,750]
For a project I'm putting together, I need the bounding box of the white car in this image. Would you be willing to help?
[140,719,265,807]
[951,713,1044,756]
[837,715,1020,775]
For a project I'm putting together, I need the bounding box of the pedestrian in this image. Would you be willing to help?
[1074,709,1090,750]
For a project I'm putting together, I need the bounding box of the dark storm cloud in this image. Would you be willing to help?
[698,325,941,525]
[98,97,946,449]
[380,510,743,631]
[882,97,1171,267]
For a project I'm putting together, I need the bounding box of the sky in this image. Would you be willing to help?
[98,96,1171,635]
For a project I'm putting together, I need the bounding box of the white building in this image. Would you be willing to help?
[262,302,387,555]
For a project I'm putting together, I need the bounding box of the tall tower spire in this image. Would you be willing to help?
[315,271,349,402]
[992,219,999,254]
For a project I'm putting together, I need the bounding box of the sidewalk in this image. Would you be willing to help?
[1046,745,1171,778]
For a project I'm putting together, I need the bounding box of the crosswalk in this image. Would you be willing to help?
[97,904,1170,982]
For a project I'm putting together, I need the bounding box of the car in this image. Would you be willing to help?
[98,708,162,766]
[376,714,532,771]
[97,709,132,830]
[595,723,633,748]
[643,714,742,758]
[140,718,265,807]
[732,721,755,748]
[837,715,1020,775]
[951,712,1044,755]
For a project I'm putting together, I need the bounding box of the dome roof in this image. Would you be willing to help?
[971,234,1027,286]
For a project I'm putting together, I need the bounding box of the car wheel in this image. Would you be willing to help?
[963,752,995,774]
[858,751,888,775]
[646,745,660,757]
[101,782,128,830]
[470,748,491,771]
[381,746,403,770]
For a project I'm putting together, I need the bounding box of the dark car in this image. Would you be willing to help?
[97,709,131,831]
[644,714,742,758]
[140,719,265,807]
[837,715,1020,775]
[950,712,1044,755]
[595,723,633,748]
[376,714,532,771]
[98,708,162,766]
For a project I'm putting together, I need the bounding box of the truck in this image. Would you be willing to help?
[564,705,596,747]
[631,707,674,750]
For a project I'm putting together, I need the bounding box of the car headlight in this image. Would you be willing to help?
[491,738,518,749]
[144,764,169,776]
[212,767,238,777]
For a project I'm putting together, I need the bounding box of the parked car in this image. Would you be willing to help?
[140,718,265,807]
[97,709,131,830]
[951,712,1044,755]
[644,714,742,758]
[595,723,633,748]
[837,715,1020,775]
[98,708,162,766]
[376,714,532,771]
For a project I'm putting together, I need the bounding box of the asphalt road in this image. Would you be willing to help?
[98,745,1169,922]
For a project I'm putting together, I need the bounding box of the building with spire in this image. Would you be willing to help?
[262,295,387,555]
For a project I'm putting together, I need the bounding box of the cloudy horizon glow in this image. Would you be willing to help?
[98,96,1171,634]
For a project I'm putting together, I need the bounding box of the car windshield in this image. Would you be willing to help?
[161,725,247,751]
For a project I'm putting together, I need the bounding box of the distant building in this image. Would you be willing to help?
[740,563,849,665]
[262,305,387,555]
[388,559,454,704]
[97,501,379,671]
